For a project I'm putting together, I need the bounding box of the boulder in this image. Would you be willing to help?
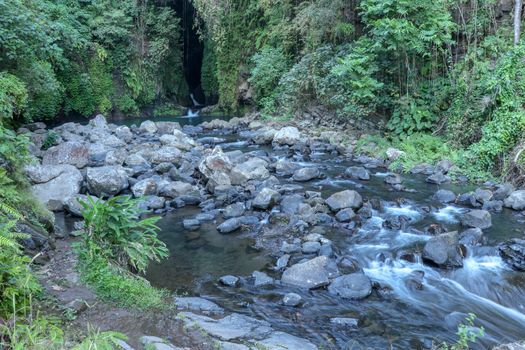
[493,183,515,201]
[199,147,233,191]
[344,166,370,180]
[461,209,491,229]
[458,228,484,246]
[504,190,525,210]
[223,202,245,218]
[88,114,108,129]
[114,126,133,143]
[131,178,158,197]
[422,232,464,268]
[217,218,242,234]
[31,165,83,211]
[325,190,363,211]
[281,256,331,289]
[302,241,321,254]
[426,171,450,185]
[384,173,402,185]
[42,141,89,169]
[498,239,525,271]
[433,189,456,203]
[86,166,129,197]
[292,167,321,182]
[25,164,76,184]
[335,208,356,222]
[139,120,157,133]
[64,194,97,217]
[273,126,301,145]
[183,219,200,231]
[219,275,240,287]
[159,181,198,198]
[156,121,181,135]
[275,160,300,176]
[174,297,223,314]
[230,158,269,185]
[282,292,302,307]
[253,127,277,145]
[328,273,372,299]
[252,188,281,210]
[150,146,182,164]
[252,271,273,287]
[159,130,196,151]
[386,147,405,161]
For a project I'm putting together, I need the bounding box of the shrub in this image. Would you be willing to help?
[249,47,291,104]
[0,72,27,123]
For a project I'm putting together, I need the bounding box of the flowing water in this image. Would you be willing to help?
[113,117,525,349]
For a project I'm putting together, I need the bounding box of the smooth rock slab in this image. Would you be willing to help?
[174,297,224,314]
[328,273,372,299]
[281,256,330,289]
[254,332,318,350]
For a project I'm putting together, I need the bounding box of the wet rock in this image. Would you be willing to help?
[459,228,484,246]
[252,271,273,287]
[276,254,290,269]
[275,160,300,176]
[42,141,89,169]
[217,218,242,234]
[174,297,224,314]
[504,190,525,210]
[273,126,301,145]
[230,158,269,184]
[256,332,318,350]
[461,209,492,229]
[302,241,321,254]
[86,166,129,197]
[143,196,166,210]
[280,241,301,254]
[179,312,271,341]
[31,165,83,211]
[384,173,402,185]
[328,273,372,299]
[426,171,450,185]
[382,215,410,230]
[183,219,200,231]
[253,127,277,145]
[292,167,321,182]
[139,120,157,133]
[436,160,454,174]
[410,163,434,175]
[498,239,525,271]
[330,317,358,327]
[219,275,240,287]
[223,202,245,218]
[252,188,281,210]
[159,130,196,151]
[433,189,456,203]
[422,232,464,268]
[281,256,331,289]
[482,200,503,212]
[282,292,302,307]
[493,183,515,201]
[344,166,370,180]
[325,190,363,212]
[131,178,157,197]
[474,188,492,204]
[405,270,424,290]
[335,208,356,222]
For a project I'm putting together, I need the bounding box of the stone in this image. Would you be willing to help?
[131,178,158,197]
[252,271,273,287]
[433,189,456,203]
[252,188,281,210]
[328,273,372,299]
[473,188,493,204]
[64,194,97,217]
[493,341,525,350]
[461,209,492,229]
[105,149,127,166]
[253,127,277,145]
[292,167,321,182]
[115,126,133,142]
[302,241,321,254]
[183,219,200,231]
[386,148,405,161]
[422,232,464,268]
[482,200,503,212]
[344,166,370,180]
[493,183,515,201]
[426,171,450,185]
[336,208,356,222]
[282,293,302,307]
[499,239,525,271]
[325,190,363,211]
[281,256,331,289]
[159,181,197,198]
[156,121,181,135]
[459,228,484,246]
[223,202,245,218]
[174,297,224,314]
[139,120,157,133]
[276,254,290,270]
[384,173,402,185]
[256,332,318,350]
[42,141,89,168]
[220,275,239,287]
[159,130,196,151]
[273,126,301,145]
[143,196,166,210]
[217,342,250,350]
[230,158,269,185]
[89,114,108,129]
[217,218,242,234]
[504,190,525,210]
[330,317,359,327]
[150,146,182,164]
[31,165,83,211]
[140,336,180,350]
[199,147,233,192]
[436,160,454,173]
[86,166,129,197]
[275,160,300,176]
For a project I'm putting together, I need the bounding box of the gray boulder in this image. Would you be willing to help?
[223,202,245,218]
[252,188,281,210]
[252,271,273,287]
[422,231,464,268]
[64,194,97,217]
[114,126,133,143]
[282,292,302,306]
[498,239,525,271]
[31,165,83,211]
[159,181,198,198]
[150,146,182,164]
[281,256,331,289]
[426,171,450,185]
[230,158,269,185]
[493,183,515,201]
[273,126,301,145]
[86,166,129,197]
[219,275,240,287]
[42,141,89,169]
[131,178,158,197]
[336,208,356,222]
[174,297,223,314]
[325,190,363,211]
[183,219,201,231]
[199,147,233,192]
[461,209,492,229]
[344,166,370,180]
[217,218,242,234]
[433,189,456,203]
[504,190,525,210]
[139,120,157,133]
[292,167,321,182]
[328,273,372,299]
[156,121,181,135]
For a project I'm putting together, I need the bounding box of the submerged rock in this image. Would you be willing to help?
[422,232,464,269]
[217,218,242,233]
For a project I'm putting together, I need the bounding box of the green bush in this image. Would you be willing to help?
[0,72,27,123]
[249,47,291,105]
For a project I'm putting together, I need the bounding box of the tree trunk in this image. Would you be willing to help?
[515,0,522,45]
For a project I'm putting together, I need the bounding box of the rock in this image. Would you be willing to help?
[150,146,182,164]
[174,297,224,314]
[384,173,402,185]
[217,218,242,233]
[89,114,108,129]
[328,273,372,299]
[426,171,450,185]
[156,121,181,135]
[86,166,129,197]
[461,209,492,229]
[42,141,89,169]
[482,200,503,212]
[256,332,318,350]
[436,160,454,174]
[143,196,166,210]
[386,148,405,161]
[473,188,492,204]
[325,190,363,212]
[253,127,277,145]
[276,254,290,269]
[335,208,357,224]
[219,275,240,287]
[131,178,158,197]
[159,181,196,199]
[282,292,302,306]
[252,271,273,287]
[230,158,269,184]
[493,341,525,350]
[498,239,525,271]
[292,167,321,182]
[159,130,196,151]
[459,228,484,246]
[139,120,157,133]
[410,163,435,175]
[199,147,233,192]
[422,232,464,268]
[252,188,281,210]
[140,336,180,350]
[275,160,300,176]
[330,318,359,327]
[31,165,83,211]
[183,219,200,231]
[217,342,250,350]
[504,190,525,210]
[281,256,331,289]
[273,126,301,145]
[64,194,95,217]
[223,202,245,219]
[344,166,370,180]
[280,241,301,254]
[105,149,127,166]
[302,241,321,254]
[115,126,133,142]
[433,189,456,203]
[493,183,515,201]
